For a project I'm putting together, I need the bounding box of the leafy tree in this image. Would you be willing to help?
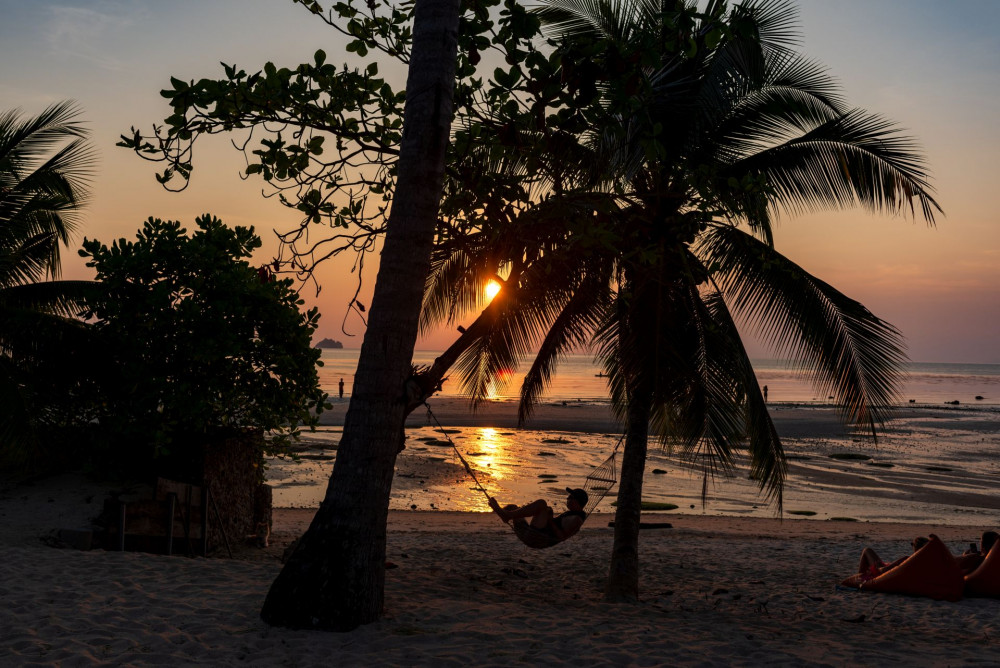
[120,0,586,629]
[0,102,94,462]
[79,215,326,475]
[420,0,941,601]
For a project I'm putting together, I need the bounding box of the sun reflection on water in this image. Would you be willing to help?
[467,427,516,481]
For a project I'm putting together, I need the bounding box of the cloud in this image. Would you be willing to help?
[45,4,138,72]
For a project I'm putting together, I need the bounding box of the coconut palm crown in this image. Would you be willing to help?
[425,0,939,504]
[420,0,942,601]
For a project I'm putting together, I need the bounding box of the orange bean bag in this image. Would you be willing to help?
[964,543,1000,597]
[860,534,964,601]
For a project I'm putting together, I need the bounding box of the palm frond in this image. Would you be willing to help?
[0,279,93,317]
[727,109,941,224]
[701,224,906,438]
[518,261,614,423]
[701,288,785,508]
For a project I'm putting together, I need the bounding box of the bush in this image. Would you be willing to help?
[79,215,327,476]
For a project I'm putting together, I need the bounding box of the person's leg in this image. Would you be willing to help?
[489,498,549,521]
[858,547,883,574]
[528,503,554,530]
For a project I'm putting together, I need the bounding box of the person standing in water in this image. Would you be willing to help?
[339,378,345,399]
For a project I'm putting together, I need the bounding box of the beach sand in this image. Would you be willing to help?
[2,404,999,666]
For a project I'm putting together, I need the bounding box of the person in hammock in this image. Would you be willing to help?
[489,487,589,546]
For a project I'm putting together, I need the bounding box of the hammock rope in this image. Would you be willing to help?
[422,401,623,522]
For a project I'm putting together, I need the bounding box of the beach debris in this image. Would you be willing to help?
[541,437,571,444]
[652,469,667,474]
[410,504,417,509]
[909,399,916,403]
[829,517,859,522]
[829,453,872,461]
[788,510,817,516]
[842,614,866,623]
[537,451,557,457]
[925,466,953,472]
[538,474,558,479]
[975,395,984,401]
[867,461,894,468]
[946,400,960,405]
[610,501,678,511]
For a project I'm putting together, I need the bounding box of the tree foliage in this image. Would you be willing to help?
[117,0,607,313]
[79,215,327,472]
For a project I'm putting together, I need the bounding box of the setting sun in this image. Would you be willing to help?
[485,280,501,301]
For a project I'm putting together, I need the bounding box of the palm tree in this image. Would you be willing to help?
[420,0,940,601]
[0,102,94,458]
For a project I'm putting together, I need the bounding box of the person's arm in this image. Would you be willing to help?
[488,497,508,520]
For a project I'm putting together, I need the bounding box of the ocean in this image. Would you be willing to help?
[267,349,1000,522]
[317,349,1000,406]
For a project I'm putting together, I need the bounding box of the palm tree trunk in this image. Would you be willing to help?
[259,0,460,631]
[605,382,651,602]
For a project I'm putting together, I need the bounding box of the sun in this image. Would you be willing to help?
[485,280,501,301]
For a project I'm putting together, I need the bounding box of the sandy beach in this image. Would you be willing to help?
[2,404,999,666]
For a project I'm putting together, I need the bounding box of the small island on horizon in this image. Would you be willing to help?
[315,338,344,349]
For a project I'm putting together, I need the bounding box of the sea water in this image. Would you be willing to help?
[317,349,1000,406]
[267,349,1000,523]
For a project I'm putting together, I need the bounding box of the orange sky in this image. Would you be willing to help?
[2,0,998,362]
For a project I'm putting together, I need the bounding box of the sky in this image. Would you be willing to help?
[1,0,998,363]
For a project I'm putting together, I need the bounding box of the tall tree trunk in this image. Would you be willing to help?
[605,382,651,602]
[260,0,460,631]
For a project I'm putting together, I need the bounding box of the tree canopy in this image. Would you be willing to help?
[79,215,327,474]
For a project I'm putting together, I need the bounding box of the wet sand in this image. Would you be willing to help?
[280,402,1000,526]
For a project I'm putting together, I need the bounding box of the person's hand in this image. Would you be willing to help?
[488,497,507,520]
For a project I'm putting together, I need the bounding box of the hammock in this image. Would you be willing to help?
[422,402,622,548]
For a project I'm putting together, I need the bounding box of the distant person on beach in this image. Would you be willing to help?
[339,378,344,399]
[762,385,768,403]
[488,488,588,545]
[856,536,929,579]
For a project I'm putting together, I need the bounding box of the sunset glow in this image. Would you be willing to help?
[485,280,501,301]
[2,1,997,362]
